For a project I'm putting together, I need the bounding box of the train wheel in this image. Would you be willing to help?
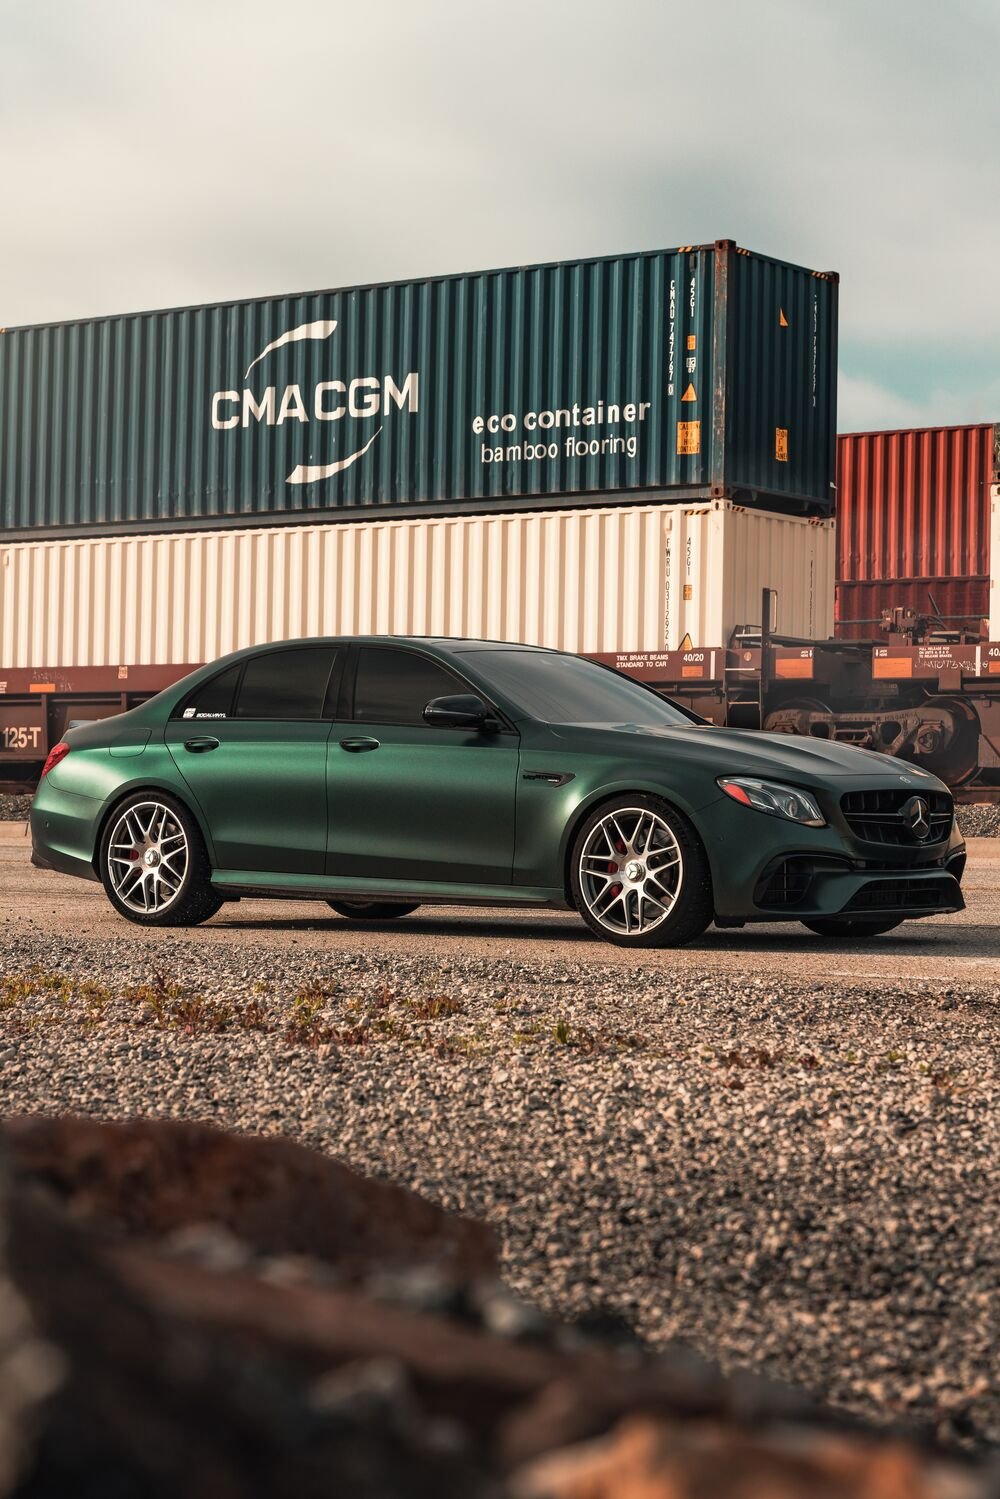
[917,698,980,786]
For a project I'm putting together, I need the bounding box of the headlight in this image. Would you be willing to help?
[718,776,826,827]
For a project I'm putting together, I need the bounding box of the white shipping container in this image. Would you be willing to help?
[0,501,835,669]
[662,504,834,649]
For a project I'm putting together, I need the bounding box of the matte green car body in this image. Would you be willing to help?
[31,637,967,934]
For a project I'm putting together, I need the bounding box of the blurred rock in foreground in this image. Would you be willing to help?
[0,1116,993,1499]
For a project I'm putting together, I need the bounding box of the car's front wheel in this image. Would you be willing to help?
[570,795,713,948]
[801,916,904,939]
[99,793,222,927]
[327,900,420,920]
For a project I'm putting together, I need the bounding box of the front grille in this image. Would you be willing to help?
[841,788,953,846]
[844,877,954,912]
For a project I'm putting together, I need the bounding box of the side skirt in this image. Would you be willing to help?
[210,870,570,910]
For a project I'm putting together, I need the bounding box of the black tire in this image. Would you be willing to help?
[99,791,223,928]
[801,916,905,939]
[569,794,713,949]
[327,899,420,920]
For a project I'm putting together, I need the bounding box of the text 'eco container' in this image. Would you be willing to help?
[0,243,838,537]
[0,502,834,669]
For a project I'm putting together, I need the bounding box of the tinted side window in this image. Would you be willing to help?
[353,648,463,726]
[472,650,694,726]
[234,648,338,720]
[178,664,241,720]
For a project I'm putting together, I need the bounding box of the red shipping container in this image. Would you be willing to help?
[835,422,998,637]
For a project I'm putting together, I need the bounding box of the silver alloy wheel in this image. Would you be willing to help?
[107,800,189,915]
[578,806,684,937]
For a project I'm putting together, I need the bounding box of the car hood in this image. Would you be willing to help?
[555,722,944,787]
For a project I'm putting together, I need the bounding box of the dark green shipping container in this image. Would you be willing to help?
[0,241,837,537]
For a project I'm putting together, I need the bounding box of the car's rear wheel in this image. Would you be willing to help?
[570,795,713,948]
[100,793,222,927]
[801,916,905,939]
[327,899,420,920]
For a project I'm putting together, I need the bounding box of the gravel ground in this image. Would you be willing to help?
[0,926,996,1452]
[957,804,1000,838]
[0,794,32,821]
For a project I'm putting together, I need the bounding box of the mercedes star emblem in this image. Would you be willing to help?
[903,795,931,841]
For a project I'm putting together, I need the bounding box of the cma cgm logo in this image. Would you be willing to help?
[209,320,419,485]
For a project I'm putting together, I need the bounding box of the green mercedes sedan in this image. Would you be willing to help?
[30,637,966,947]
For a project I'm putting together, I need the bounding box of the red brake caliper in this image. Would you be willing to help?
[607,836,626,898]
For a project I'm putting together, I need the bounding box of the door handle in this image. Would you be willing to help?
[339,737,380,753]
[184,736,221,753]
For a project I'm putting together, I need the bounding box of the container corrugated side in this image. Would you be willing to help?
[0,243,838,537]
[0,501,834,669]
[835,578,989,640]
[836,423,999,585]
[727,249,838,512]
[663,504,834,649]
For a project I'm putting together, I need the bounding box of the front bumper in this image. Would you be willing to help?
[700,785,966,923]
[749,849,965,921]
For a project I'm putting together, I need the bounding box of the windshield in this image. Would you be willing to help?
[470,650,695,727]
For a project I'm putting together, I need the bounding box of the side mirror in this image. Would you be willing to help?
[423,694,494,730]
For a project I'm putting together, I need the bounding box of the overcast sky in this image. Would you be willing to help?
[3,0,997,431]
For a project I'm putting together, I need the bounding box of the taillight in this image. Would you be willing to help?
[40,742,70,779]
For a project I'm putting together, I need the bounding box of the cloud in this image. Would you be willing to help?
[838,374,938,432]
[839,370,1000,432]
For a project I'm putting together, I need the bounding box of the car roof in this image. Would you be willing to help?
[224,636,560,658]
